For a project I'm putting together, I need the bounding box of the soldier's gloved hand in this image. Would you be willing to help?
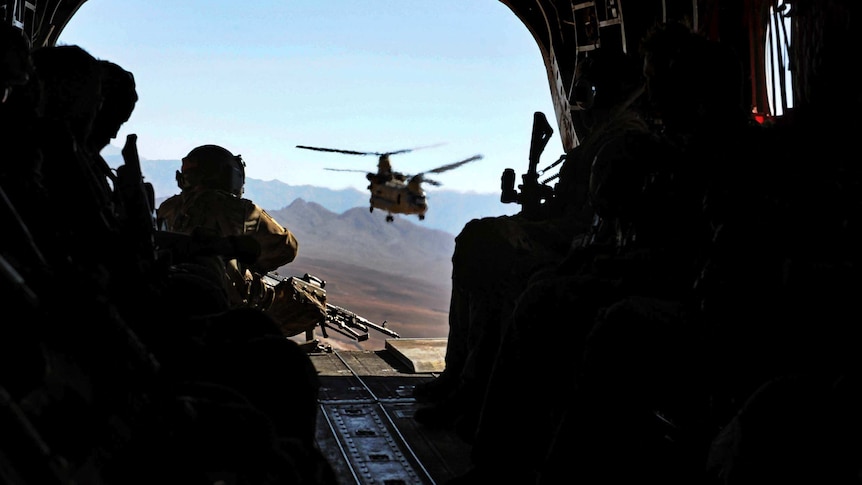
[247,273,274,311]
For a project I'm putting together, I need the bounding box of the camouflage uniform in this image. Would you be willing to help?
[157,188,298,307]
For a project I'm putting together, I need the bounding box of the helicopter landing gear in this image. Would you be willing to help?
[386,214,394,222]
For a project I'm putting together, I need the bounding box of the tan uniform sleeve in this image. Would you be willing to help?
[245,203,299,273]
[155,194,182,231]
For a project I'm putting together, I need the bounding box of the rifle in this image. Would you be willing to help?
[500,111,557,219]
[117,134,158,271]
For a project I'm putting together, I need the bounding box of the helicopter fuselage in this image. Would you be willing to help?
[366,172,428,222]
[297,145,481,223]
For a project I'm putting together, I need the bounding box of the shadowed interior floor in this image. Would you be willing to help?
[309,339,472,484]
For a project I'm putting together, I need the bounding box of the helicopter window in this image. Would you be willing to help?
[765,0,793,117]
[1,0,36,35]
[573,3,601,52]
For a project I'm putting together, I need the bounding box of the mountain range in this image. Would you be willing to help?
[104,148,522,350]
[105,150,519,236]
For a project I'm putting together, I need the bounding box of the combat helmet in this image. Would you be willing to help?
[176,144,246,196]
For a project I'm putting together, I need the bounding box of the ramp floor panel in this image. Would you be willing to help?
[309,346,472,484]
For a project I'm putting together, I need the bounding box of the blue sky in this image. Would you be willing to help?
[58,1,559,195]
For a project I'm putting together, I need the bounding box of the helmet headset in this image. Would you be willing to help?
[176,144,246,196]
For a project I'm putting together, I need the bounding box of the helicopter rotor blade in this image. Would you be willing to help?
[297,143,446,157]
[385,142,447,156]
[425,154,484,174]
[296,145,375,156]
[408,173,443,187]
[323,168,370,173]
[408,154,482,187]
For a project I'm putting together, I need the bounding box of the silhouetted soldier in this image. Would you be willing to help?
[28,44,124,272]
[2,44,169,483]
[156,144,299,309]
[88,61,138,155]
[0,22,47,280]
[412,47,648,443]
[2,40,333,483]
[535,22,763,484]
[444,46,658,483]
[154,146,337,482]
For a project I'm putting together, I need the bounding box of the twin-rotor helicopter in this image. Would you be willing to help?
[296,144,483,222]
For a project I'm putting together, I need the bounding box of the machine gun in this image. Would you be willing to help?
[261,272,399,343]
[500,111,557,220]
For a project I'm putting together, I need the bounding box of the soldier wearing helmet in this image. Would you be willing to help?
[174,144,247,196]
[157,144,299,308]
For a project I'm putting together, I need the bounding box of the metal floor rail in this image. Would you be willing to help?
[309,346,472,485]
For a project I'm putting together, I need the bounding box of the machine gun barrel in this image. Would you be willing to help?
[321,315,369,342]
[326,304,401,339]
